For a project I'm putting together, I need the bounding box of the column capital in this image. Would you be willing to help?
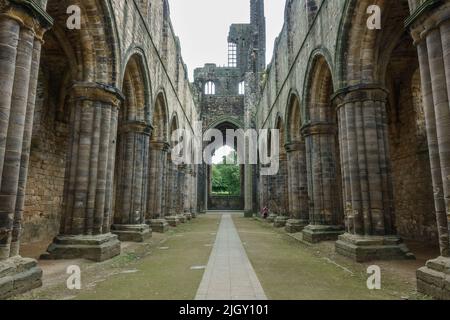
[1,0,53,41]
[284,142,304,153]
[119,121,153,136]
[301,122,336,137]
[407,0,449,44]
[332,84,388,108]
[150,140,170,151]
[70,82,125,107]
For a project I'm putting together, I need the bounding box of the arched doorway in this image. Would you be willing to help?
[205,121,245,211]
[112,54,152,242]
[301,54,344,243]
[285,93,309,233]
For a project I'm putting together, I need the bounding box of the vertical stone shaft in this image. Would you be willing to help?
[45,83,122,261]
[417,42,449,256]
[147,141,169,219]
[286,142,309,223]
[114,122,151,225]
[0,26,34,259]
[0,18,20,190]
[427,25,450,247]
[11,38,42,256]
[276,153,289,215]
[303,123,341,226]
[335,87,395,236]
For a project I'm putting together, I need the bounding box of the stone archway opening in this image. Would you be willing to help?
[381,1,437,245]
[204,121,245,211]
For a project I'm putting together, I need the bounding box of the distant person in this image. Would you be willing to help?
[261,206,269,219]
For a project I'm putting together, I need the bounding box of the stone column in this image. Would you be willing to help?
[244,164,255,217]
[147,141,169,233]
[285,142,309,233]
[409,0,450,299]
[190,165,198,217]
[164,153,180,227]
[182,165,192,220]
[301,122,344,243]
[43,82,123,262]
[177,165,187,223]
[333,85,414,261]
[112,121,152,242]
[0,2,51,299]
[258,169,269,217]
[273,152,290,227]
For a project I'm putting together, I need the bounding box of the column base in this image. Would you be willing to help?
[273,216,289,228]
[177,214,186,223]
[302,224,344,243]
[335,233,415,262]
[149,219,170,233]
[166,216,180,227]
[244,210,254,218]
[417,256,450,300]
[285,219,308,233]
[41,233,121,262]
[111,224,152,242]
[0,256,42,299]
[191,211,197,218]
[184,213,192,221]
[267,214,278,223]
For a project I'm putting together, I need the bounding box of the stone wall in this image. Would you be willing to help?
[208,196,244,211]
[20,0,200,244]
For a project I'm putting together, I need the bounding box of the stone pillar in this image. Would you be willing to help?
[333,85,414,261]
[409,0,450,299]
[0,1,51,299]
[285,142,309,233]
[112,121,152,242]
[259,170,270,216]
[273,152,290,227]
[190,164,198,218]
[182,165,192,220]
[147,141,169,232]
[177,165,187,223]
[301,122,344,243]
[43,82,123,262]
[164,154,180,227]
[244,164,255,217]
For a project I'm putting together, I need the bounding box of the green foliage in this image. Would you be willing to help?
[212,164,241,196]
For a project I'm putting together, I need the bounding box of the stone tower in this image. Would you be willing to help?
[250,0,266,73]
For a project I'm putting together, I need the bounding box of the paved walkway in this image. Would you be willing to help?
[195,214,267,300]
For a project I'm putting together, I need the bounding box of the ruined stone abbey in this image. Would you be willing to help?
[0,0,449,300]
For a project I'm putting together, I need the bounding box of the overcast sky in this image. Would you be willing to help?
[169,0,286,80]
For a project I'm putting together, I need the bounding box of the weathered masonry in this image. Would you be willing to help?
[253,0,450,300]
[0,0,449,301]
[0,0,199,298]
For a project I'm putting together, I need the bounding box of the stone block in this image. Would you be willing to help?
[302,224,344,243]
[150,219,170,233]
[267,214,277,223]
[335,233,415,262]
[0,256,42,299]
[111,224,152,242]
[166,216,180,227]
[42,233,121,262]
[417,256,450,300]
[273,216,288,228]
[285,219,308,233]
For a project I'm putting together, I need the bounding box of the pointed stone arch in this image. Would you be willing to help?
[284,91,309,232]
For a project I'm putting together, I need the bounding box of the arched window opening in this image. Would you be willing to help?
[238,81,245,95]
[204,81,216,95]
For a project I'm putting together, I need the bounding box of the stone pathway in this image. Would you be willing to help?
[195,214,267,300]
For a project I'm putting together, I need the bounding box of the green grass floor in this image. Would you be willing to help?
[14,215,220,300]
[232,216,428,300]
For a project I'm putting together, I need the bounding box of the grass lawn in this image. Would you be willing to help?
[233,216,427,300]
[14,215,220,300]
